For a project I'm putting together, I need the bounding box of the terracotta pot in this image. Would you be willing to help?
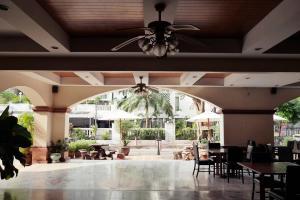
[25,151,32,166]
[68,151,75,159]
[79,149,88,159]
[75,151,81,158]
[120,147,130,156]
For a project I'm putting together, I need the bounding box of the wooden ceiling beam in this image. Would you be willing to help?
[1,53,300,72]
[0,0,69,52]
[242,0,300,54]
[180,72,206,86]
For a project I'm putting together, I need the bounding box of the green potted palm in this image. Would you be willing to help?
[0,106,32,179]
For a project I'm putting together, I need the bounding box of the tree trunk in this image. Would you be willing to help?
[192,99,205,139]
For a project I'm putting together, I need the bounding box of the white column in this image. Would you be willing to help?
[165,122,176,142]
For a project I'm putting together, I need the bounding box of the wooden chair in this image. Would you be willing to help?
[223,146,244,183]
[269,165,300,200]
[192,142,215,178]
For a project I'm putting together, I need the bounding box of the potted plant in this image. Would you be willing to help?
[118,120,134,156]
[120,138,130,156]
[0,106,32,179]
[18,112,35,166]
[67,142,77,159]
[199,138,208,159]
[50,140,67,163]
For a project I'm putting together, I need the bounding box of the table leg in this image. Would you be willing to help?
[260,175,265,200]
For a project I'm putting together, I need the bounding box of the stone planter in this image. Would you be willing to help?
[79,149,88,159]
[68,151,75,159]
[50,153,61,163]
[120,147,130,156]
[90,150,98,160]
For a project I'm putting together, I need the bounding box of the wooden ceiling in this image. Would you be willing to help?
[37,0,282,38]
[54,72,77,77]
[174,0,282,38]
[37,0,144,36]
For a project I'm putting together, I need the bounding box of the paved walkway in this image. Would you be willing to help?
[0,160,253,200]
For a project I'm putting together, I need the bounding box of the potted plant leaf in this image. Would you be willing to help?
[0,106,32,180]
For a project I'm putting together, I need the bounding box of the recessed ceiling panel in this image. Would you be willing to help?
[37,0,144,36]
[174,0,282,38]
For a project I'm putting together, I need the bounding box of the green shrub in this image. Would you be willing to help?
[129,128,165,140]
[282,136,294,146]
[70,128,89,140]
[102,131,111,140]
[67,142,77,152]
[68,140,96,152]
[176,127,197,140]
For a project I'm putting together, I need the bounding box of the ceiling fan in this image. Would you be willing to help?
[131,76,159,94]
[111,2,201,57]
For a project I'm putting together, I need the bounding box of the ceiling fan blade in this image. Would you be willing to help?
[175,33,206,47]
[111,35,145,51]
[131,85,139,89]
[147,87,159,93]
[168,24,200,31]
[117,27,153,32]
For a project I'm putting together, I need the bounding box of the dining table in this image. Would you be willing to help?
[208,148,227,175]
[238,162,298,200]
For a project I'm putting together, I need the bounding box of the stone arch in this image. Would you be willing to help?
[0,72,52,106]
[0,85,48,106]
[64,86,222,109]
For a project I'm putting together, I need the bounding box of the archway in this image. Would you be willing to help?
[274,96,300,146]
[66,87,222,160]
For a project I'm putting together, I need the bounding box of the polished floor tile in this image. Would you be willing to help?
[0,160,253,200]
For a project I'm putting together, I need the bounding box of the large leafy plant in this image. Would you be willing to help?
[0,107,32,179]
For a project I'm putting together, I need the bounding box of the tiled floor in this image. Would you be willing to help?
[0,160,253,200]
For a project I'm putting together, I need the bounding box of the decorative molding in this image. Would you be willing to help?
[33,106,71,113]
[222,109,275,115]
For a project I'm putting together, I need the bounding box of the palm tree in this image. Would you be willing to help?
[117,91,173,128]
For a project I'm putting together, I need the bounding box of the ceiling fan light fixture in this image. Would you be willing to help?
[153,43,167,57]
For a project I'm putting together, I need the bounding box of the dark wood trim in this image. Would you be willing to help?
[33,106,70,113]
[222,109,275,114]
[0,54,300,72]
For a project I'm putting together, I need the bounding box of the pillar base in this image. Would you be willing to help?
[31,147,49,163]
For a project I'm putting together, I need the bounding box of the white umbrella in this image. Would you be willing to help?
[187,111,220,131]
[273,115,287,121]
[187,111,220,122]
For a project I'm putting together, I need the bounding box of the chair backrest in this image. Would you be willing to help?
[226,146,244,163]
[208,142,221,149]
[277,147,293,162]
[286,165,300,200]
[246,145,254,160]
[193,142,200,162]
[247,140,256,147]
[251,152,273,163]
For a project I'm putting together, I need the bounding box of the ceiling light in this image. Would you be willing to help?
[245,77,250,80]
[153,43,167,57]
[0,4,9,11]
[254,48,262,51]
[51,46,59,50]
